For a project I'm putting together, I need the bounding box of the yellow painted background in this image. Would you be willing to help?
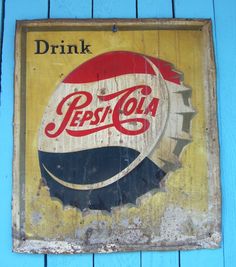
[25,29,207,239]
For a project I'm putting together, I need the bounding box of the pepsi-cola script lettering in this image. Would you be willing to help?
[38,51,193,211]
[45,85,159,137]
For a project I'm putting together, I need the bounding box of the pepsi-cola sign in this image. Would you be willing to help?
[38,51,193,211]
[13,19,221,254]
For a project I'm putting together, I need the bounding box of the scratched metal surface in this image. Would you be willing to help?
[12,18,220,254]
[0,0,235,266]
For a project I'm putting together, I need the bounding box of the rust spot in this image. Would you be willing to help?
[100,88,106,95]
[36,178,46,196]
[85,228,93,244]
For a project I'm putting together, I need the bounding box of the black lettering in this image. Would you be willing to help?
[67,45,78,54]
[59,40,65,54]
[34,40,49,54]
[34,39,93,55]
[80,39,92,54]
[51,45,59,54]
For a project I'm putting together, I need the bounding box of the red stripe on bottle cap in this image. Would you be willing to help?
[63,51,180,85]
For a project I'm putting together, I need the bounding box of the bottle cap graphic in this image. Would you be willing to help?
[38,51,194,211]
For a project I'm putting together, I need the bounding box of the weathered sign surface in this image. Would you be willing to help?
[13,19,221,253]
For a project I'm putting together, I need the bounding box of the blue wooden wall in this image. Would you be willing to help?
[0,0,235,266]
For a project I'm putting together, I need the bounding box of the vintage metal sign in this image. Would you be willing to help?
[13,19,221,253]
